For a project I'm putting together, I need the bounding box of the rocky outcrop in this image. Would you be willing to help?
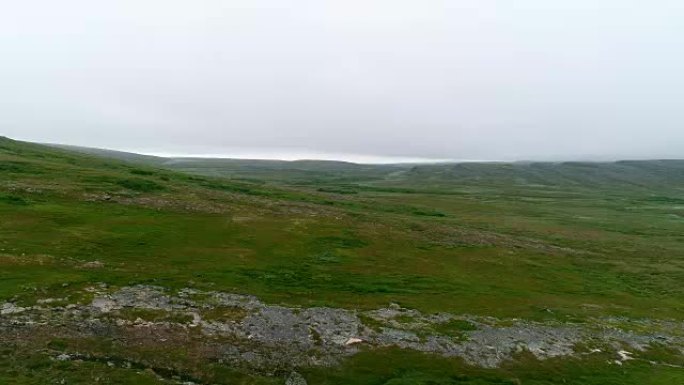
[2,285,682,372]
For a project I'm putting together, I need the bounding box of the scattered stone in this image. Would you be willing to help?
[91,297,118,313]
[37,298,66,304]
[285,371,307,385]
[1,302,25,315]
[56,354,72,361]
[82,261,105,269]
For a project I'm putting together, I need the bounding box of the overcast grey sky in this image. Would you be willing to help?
[2,1,683,162]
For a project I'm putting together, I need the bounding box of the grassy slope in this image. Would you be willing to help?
[47,143,407,183]
[3,137,684,383]
[397,160,684,189]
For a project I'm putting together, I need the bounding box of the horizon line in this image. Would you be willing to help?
[11,136,684,165]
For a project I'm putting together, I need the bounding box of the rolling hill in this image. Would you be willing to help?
[2,136,684,384]
[49,142,684,190]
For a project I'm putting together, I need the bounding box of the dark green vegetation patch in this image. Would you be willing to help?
[115,178,165,192]
[0,193,29,206]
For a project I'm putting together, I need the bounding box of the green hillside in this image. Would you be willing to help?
[47,143,407,183]
[50,142,684,190]
[2,136,684,384]
[399,160,684,189]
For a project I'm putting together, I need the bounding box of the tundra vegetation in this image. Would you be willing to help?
[2,137,684,384]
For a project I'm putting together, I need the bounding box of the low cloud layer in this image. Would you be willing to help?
[2,1,683,161]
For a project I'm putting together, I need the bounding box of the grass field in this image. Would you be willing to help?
[2,136,684,383]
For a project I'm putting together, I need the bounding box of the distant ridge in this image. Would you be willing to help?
[402,159,684,188]
[41,140,684,188]
[46,144,166,166]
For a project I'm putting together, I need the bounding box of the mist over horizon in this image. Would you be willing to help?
[3,1,684,162]
[19,136,684,165]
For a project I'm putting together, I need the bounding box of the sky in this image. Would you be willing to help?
[1,1,683,163]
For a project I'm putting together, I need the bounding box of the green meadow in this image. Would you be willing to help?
[2,136,684,383]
